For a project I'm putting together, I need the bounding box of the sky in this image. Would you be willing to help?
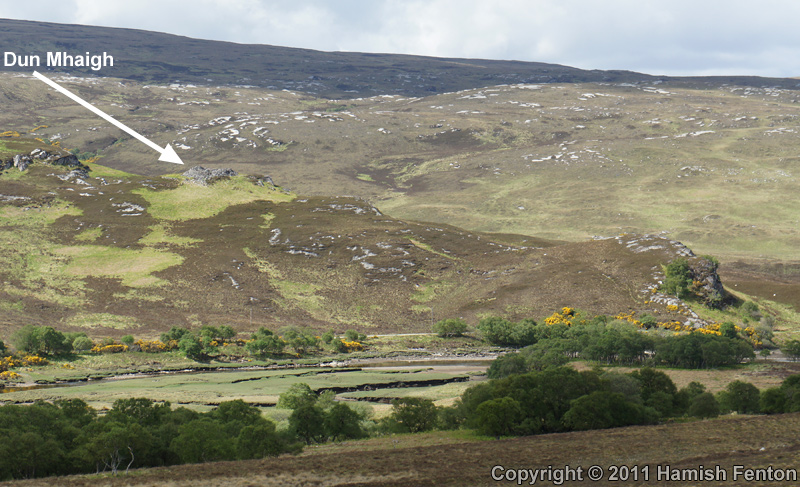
[2,0,800,78]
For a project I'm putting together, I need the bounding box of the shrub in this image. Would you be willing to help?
[246,328,285,357]
[344,329,366,342]
[477,317,536,347]
[72,336,94,352]
[688,392,720,418]
[120,335,135,346]
[473,396,524,436]
[781,339,800,361]
[385,398,438,433]
[178,335,204,361]
[661,258,692,298]
[718,380,760,414]
[161,326,191,343]
[487,353,527,379]
[433,318,468,338]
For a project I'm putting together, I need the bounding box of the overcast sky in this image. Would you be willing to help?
[3,0,800,78]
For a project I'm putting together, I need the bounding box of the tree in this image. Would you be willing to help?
[487,353,528,379]
[719,380,760,414]
[105,398,171,427]
[629,367,676,402]
[782,339,800,361]
[662,258,692,298]
[245,328,284,357]
[235,420,287,459]
[78,420,154,474]
[688,392,720,418]
[218,325,236,340]
[160,326,191,343]
[473,396,523,437]
[344,329,366,342]
[477,317,536,347]
[433,318,468,338]
[674,381,706,415]
[178,334,204,361]
[277,383,317,409]
[760,387,786,414]
[720,322,738,339]
[170,418,234,464]
[11,324,41,354]
[279,326,319,355]
[386,398,438,433]
[289,403,327,444]
[324,403,366,442]
[562,391,657,431]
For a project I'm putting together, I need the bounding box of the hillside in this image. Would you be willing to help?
[3,19,798,99]
[0,20,798,329]
[0,153,706,336]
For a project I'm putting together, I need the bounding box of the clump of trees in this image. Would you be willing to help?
[0,398,300,480]
[484,319,754,373]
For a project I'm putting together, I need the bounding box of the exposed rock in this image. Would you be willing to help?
[56,168,91,184]
[690,256,727,308]
[182,165,237,185]
[52,154,81,167]
[13,154,31,171]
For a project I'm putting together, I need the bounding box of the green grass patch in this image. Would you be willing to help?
[85,162,134,178]
[65,312,142,330]
[405,238,460,260]
[57,245,183,287]
[273,280,324,312]
[243,247,283,278]
[411,281,453,303]
[74,226,103,242]
[139,223,202,247]
[356,173,374,181]
[132,176,294,221]
[260,212,276,228]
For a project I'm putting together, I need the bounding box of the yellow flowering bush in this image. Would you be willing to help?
[545,307,576,326]
[91,344,128,354]
[340,340,364,352]
[22,355,48,366]
[0,370,22,381]
[135,339,170,353]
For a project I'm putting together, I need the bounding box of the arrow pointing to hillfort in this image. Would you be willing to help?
[32,71,184,165]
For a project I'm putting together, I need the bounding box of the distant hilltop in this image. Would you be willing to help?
[1,18,798,98]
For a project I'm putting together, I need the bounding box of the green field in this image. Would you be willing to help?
[0,365,470,411]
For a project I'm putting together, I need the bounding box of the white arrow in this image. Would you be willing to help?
[32,71,184,165]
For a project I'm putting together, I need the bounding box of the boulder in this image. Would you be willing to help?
[13,154,31,171]
[52,154,81,167]
[182,165,237,186]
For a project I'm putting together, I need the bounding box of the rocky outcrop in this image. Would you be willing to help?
[182,165,237,185]
[689,256,727,308]
[1,149,86,173]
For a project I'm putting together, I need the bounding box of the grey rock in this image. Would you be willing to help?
[52,154,81,167]
[13,154,31,171]
[182,165,237,186]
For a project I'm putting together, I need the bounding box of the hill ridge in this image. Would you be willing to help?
[2,18,799,99]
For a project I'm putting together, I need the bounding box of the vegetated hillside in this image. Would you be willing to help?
[1,69,799,272]
[4,412,800,486]
[2,18,797,99]
[0,153,700,337]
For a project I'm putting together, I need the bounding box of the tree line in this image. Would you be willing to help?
[475,316,755,369]
[0,398,300,480]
